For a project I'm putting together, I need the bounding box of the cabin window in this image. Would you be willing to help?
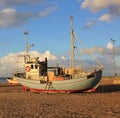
[31,65,34,69]
[35,65,38,69]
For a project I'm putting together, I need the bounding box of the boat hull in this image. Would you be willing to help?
[14,70,102,93]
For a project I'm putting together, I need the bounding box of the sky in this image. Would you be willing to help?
[0,0,120,77]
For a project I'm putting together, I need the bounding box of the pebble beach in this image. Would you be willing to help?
[0,78,120,118]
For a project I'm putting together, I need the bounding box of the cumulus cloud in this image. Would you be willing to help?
[81,0,109,12]
[61,56,68,60]
[1,48,120,77]
[80,47,104,54]
[82,20,96,29]
[78,45,120,75]
[80,45,120,56]
[0,9,35,28]
[0,0,58,28]
[81,0,120,13]
[0,6,58,28]
[106,42,113,49]
[30,51,58,60]
[0,50,58,77]
[99,14,112,22]
[81,0,120,23]
[0,53,24,77]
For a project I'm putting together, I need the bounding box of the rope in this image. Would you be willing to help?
[74,40,83,69]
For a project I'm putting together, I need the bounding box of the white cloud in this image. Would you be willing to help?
[79,46,120,56]
[0,51,58,77]
[78,45,120,76]
[82,20,96,29]
[80,47,104,54]
[61,56,68,60]
[81,0,120,23]
[0,8,35,28]
[0,6,58,28]
[0,0,58,28]
[25,50,58,61]
[44,51,58,60]
[81,0,108,12]
[0,48,120,77]
[99,14,112,22]
[0,53,24,77]
[39,5,58,17]
[0,0,44,7]
[106,42,113,49]
[81,0,120,12]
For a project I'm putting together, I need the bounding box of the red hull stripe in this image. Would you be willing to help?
[29,87,96,93]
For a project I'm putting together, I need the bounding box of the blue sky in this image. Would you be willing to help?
[0,0,120,77]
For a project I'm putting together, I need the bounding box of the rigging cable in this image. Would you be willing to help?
[74,40,83,69]
[74,32,103,69]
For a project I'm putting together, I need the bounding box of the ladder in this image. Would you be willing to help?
[45,81,54,92]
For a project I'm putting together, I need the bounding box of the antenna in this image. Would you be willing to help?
[110,38,117,76]
[24,31,29,56]
[24,31,30,62]
[111,38,116,43]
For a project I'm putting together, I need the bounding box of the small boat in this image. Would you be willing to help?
[7,77,20,85]
[14,16,103,93]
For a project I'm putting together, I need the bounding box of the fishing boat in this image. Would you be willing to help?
[14,16,103,93]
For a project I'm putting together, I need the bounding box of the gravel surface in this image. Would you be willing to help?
[0,82,120,118]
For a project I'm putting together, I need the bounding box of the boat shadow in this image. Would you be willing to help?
[96,84,120,93]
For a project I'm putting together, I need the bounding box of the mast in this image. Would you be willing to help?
[70,16,75,68]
